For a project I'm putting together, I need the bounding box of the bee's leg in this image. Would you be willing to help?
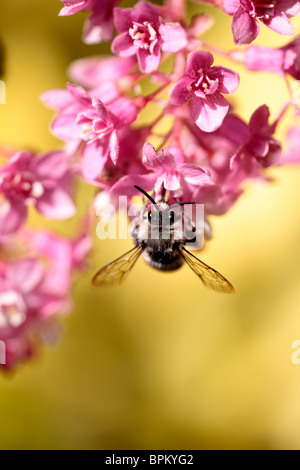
[129,203,148,239]
[130,221,139,239]
[180,207,197,247]
[184,220,197,246]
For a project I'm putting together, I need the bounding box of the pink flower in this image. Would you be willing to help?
[41,83,137,181]
[59,0,92,16]
[68,55,136,89]
[0,257,44,369]
[170,113,252,214]
[232,105,282,167]
[0,150,76,235]
[169,51,239,132]
[0,225,92,370]
[244,44,287,75]
[282,36,300,78]
[59,0,121,44]
[185,14,215,52]
[24,229,92,299]
[0,258,44,336]
[179,113,249,183]
[280,127,300,164]
[0,256,68,370]
[192,181,243,216]
[91,127,148,190]
[223,0,300,45]
[111,143,212,201]
[245,35,300,79]
[160,0,186,22]
[111,0,187,73]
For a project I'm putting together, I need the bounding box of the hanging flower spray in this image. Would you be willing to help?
[1,0,300,369]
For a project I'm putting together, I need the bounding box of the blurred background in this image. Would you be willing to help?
[1,0,300,450]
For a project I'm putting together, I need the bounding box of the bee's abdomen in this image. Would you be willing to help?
[142,249,183,271]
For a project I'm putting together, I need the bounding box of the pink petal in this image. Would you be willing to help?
[211,66,240,94]
[142,142,158,170]
[131,0,160,24]
[51,113,81,141]
[59,0,89,16]
[164,172,180,191]
[90,83,119,105]
[276,0,300,16]
[219,114,249,146]
[222,0,241,14]
[245,46,284,74]
[111,173,157,196]
[142,143,176,170]
[108,97,137,128]
[113,7,135,32]
[210,189,243,216]
[249,105,270,133]
[111,33,138,58]
[36,188,76,219]
[32,151,70,180]
[179,164,211,185]
[137,47,161,73]
[68,56,136,89]
[83,15,114,44]
[67,82,91,105]
[193,184,220,207]
[185,51,214,75]
[262,10,294,34]
[72,234,92,268]
[159,22,187,52]
[40,89,73,110]
[10,258,44,293]
[248,135,269,157]
[189,14,214,36]
[232,8,260,45]
[281,127,300,164]
[283,49,297,69]
[0,201,27,235]
[166,146,185,165]
[81,140,108,180]
[169,76,194,105]
[191,94,229,133]
[5,151,32,172]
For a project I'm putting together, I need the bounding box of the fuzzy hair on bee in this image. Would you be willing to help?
[92,186,234,293]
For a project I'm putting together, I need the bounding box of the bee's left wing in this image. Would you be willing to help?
[92,245,143,288]
[180,246,235,294]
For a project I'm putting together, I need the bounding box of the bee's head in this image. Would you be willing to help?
[147,202,175,227]
[133,185,194,229]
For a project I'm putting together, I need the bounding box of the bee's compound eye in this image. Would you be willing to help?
[148,211,152,222]
[169,211,175,224]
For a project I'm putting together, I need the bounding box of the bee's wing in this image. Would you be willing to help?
[92,245,143,288]
[180,246,235,294]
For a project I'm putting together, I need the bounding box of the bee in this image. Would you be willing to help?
[92,186,234,293]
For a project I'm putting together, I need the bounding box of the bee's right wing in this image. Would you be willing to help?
[92,245,143,288]
[180,246,235,294]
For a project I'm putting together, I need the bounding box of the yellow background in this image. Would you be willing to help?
[1,0,300,450]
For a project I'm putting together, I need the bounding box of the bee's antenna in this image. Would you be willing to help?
[172,201,195,208]
[134,185,156,205]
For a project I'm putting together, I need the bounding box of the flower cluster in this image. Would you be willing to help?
[222,0,300,45]
[0,227,91,370]
[1,0,300,370]
[59,0,121,44]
